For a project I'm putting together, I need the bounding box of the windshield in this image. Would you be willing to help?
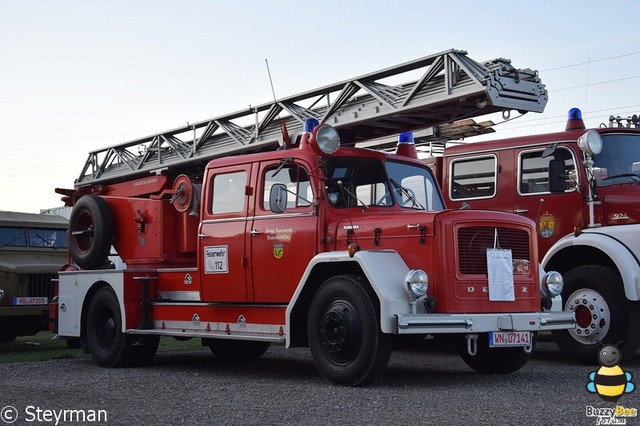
[594,134,640,185]
[324,157,444,211]
[385,161,444,211]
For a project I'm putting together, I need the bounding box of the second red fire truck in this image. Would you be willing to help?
[50,49,574,385]
[433,108,640,363]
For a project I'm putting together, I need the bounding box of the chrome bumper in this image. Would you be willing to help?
[395,311,575,334]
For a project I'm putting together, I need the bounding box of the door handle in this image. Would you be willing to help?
[513,209,529,214]
[250,229,263,235]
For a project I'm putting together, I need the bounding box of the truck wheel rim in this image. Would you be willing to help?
[319,301,361,364]
[96,309,116,350]
[565,289,610,345]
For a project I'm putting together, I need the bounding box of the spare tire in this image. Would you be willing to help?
[69,195,113,269]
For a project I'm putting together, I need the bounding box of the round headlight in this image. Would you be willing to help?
[313,124,340,155]
[404,269,428,298]
[542,271,564,298]
[577,130,603,156]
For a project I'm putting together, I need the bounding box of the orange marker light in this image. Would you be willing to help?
[347,244,360,258]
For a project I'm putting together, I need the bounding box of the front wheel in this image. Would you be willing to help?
[457,333,534,374]
[552,265,640,363]
[307,274,393,386]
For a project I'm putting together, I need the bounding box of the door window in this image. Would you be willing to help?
[262,164,313,210]
[450,156,496,200]
[212,171,247,214]
[519,147,576,194]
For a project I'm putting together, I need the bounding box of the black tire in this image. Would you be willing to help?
[552,265,640,364]
[69,195,113,270]
[457,333,535,374]
[307,274,393,386]
[86,287,133,367]
[208,339,270,360]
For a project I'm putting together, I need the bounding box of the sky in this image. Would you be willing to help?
[2,0,640,213]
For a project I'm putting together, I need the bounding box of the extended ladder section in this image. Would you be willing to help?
[75,48,548,188]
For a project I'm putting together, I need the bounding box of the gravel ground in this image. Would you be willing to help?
[1,340,638,426]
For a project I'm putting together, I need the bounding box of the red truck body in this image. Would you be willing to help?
[51,50,574,385]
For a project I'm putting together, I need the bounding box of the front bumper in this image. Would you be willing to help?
[395,311,575,334]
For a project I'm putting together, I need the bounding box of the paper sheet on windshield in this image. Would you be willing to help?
[487,248,515,301]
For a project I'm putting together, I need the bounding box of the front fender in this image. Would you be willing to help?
[542,226,640,300]
[286,250,412,345]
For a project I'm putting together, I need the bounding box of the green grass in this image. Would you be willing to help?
[0,332,207,363]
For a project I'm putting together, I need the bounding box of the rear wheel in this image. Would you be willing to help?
[307,274,393,386]
[552,265,640,363]
[457,333,534,374]
[86,287,159,367]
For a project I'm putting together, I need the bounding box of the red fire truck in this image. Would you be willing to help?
[50,49,574,385]
[433,108,640,363]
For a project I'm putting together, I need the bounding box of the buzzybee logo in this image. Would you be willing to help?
[585,344,637,425]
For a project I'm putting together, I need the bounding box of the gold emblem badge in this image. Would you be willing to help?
[539,212,555,239]
[273,243,284,259]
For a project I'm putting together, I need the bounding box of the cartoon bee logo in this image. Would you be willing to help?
[587,344,635,402]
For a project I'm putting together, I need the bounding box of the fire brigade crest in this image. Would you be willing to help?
[273,243,284,259]
[539,212,555,239]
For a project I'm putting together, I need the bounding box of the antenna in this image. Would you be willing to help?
[265,59,278,105]
[266,59,291,147]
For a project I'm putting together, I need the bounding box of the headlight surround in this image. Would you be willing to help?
[313,124,340,155]
[541,271,564,298]
[404,269,429,298]
[577,129,603,156]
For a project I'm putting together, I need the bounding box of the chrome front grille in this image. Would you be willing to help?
[457,227,530,275]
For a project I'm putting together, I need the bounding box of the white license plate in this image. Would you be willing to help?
[13,297,48,305]
[489,331,531,347]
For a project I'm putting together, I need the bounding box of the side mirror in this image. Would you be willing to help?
[269,183,288,213]
[548,159,566,193]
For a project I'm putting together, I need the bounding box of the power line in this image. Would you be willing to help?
[553,74,640,92]
[541,50,640,72]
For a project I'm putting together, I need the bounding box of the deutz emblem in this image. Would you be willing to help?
[184,273,192,285]
[192,313,200,325]
[273,243,283,259]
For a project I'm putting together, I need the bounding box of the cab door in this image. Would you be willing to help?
[199,164,252,302]
[513,146,583,255]
[248,160,318,303]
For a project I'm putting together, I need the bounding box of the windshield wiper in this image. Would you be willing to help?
[35,233,57,249]
[326,178,369,209]
[0,237,20,249]
[389,179,425,210]
[602,173,640,182]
